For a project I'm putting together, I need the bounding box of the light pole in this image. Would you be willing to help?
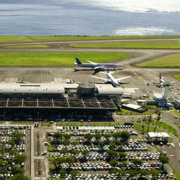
[3,111,5,121]
[37,112,39,121]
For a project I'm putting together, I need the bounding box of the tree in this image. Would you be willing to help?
[109,159,118,167]
[147,115,152,133]
[14,154,26,164]
[99,142,105,148]
[53,132,62,139]
[142,116,146,134]
[138,169,149,176]
[159,155,169,170]
[12,131,23,145]
[154,110,161,132]
[127,170,138,177]
[119,152,127,159]
[117,169,126,177]
[95,133,101,140]
[11,166,24,175]
[84,133,93,141]
[132,159,143,166]
[107,150,117,157]
[149,169,160,178]
[10,174,29,180]
[59,169,66,177]
[109,142,116,149]
[70,170,78,177]
[82,150,89,156]
[0,159,5,166]
[104,133,111,139]
[63,133,71,140]
[120,131,130,142]
[66,157,75,164]
[113,132,122,139]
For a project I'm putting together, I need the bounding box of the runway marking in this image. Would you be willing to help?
[169,155,174,157]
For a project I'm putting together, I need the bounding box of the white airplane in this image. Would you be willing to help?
[90,72,131,87]
[152,73,175,88]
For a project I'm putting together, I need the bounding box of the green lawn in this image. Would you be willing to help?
[0,52,131,66]
[168,109,180,117]
[148,121,178,137]
[117,108,153,115]
[69,41,180,49]
[4,45,49,49]
[56,122,123,127]
[134,124,162,133]
[174,73,180,81]
[0,35,180,43]
[137,54,180,67]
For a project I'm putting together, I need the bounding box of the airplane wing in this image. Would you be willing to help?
[90,75,107,81]
[87,60,97,65]
[116,76,131,82]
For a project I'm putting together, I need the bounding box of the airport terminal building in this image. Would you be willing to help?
[0,83,131,121]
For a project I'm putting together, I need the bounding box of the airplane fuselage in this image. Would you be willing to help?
[107,73,119,87]
[76,63,118,69]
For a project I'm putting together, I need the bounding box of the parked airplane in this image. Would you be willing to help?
[152,73,175,88]
[90,72,131,87]
[75,58,120,74]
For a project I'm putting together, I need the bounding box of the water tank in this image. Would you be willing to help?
[78,83,95,95]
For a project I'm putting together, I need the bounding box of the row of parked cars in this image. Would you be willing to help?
[61,162,112,170]
[127,152,160,161]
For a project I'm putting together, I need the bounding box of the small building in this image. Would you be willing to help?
[174,93,180,109]
[122,103,147,113]
[147,132,170,143]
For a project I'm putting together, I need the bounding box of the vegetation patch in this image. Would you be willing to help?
[137,54,180,67]
[0,35,180,43]
[4,45,49,49]
[0,52,131,66]
[134,124,162,133]
[70,41,180,49]
[117,108,153,115]
[174,73,180,81]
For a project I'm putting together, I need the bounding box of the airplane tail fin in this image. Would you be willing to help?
[76,58,82,65]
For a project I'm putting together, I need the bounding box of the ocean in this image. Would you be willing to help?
[0,0,180,36]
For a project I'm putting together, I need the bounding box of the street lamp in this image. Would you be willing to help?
[3,112,5,121]
[37,112,39,121]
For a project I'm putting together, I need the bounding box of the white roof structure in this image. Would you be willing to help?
[95,84,137,95]
[148,132,170,138]
[0,83,66,94]
[122,103,141,110]
[57,126,115,130]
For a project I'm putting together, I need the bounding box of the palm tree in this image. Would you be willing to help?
[147,115,152,133]
[154,110,161,132]
[142,116,146,134]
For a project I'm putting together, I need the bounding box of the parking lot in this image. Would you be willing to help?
[44,125,174,180]
[0,125,31,179]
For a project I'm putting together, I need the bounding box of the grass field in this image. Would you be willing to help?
[134,124,162,133]
[0,35,180,43]
[174,73,180,81]
[0,52,131,66]
[148,121,178,137]
[4,45,49,49]
[56,122,123,127]
[70,41,180,49]
[169,109,180,117]
[117,108,153,115]
[137,54,180,67]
